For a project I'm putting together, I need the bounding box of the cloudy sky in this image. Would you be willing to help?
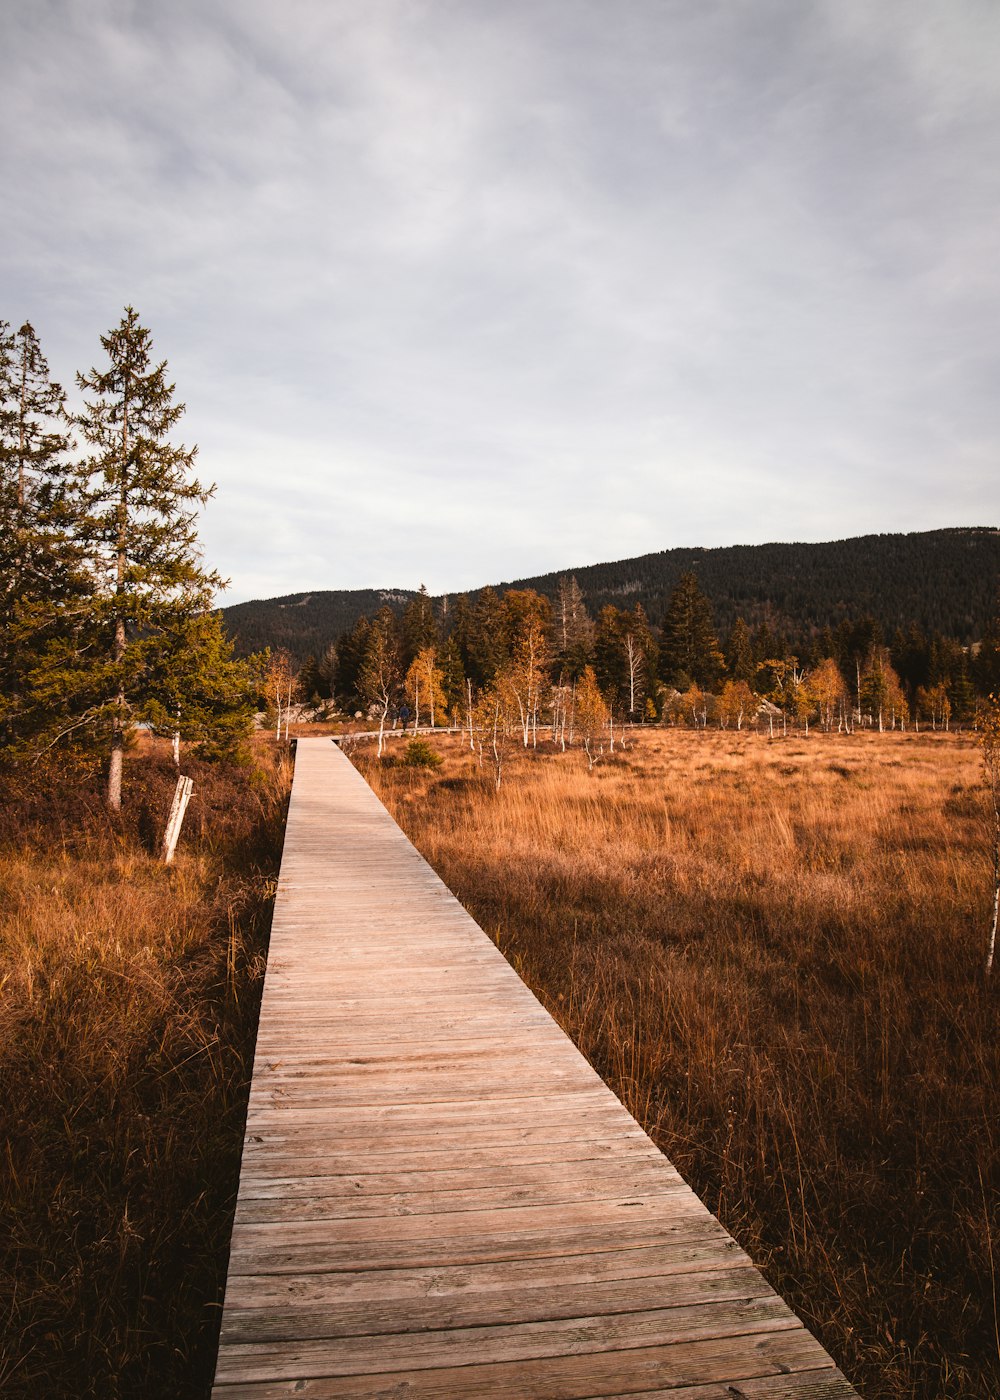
[3,1,998,603]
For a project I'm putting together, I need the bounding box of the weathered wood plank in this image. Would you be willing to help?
[234,1155,678,1200]
[212,1330,851,1397]
[212,739,857,1397]
[218,1264,771,1344]
[219,1240,753,1313]
[232,1176,695,1224]
[214,1295,802,1383]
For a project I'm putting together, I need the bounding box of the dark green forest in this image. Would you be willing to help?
[235,531,1000,734]
[223,526,998,666]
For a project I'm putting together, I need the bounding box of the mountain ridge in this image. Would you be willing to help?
[221,526,999,663]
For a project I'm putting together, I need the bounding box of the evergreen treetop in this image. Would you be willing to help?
[660,570,724,687]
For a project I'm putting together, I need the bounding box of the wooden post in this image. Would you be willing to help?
[162,774,193,865]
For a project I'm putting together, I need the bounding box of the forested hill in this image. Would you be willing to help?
[222,587,420,661]
[222,527,999,663]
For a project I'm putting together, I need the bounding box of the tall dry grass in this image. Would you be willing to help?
[359,727,1000,1400]
[0,737,291,1398]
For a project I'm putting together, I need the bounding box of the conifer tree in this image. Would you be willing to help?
[401,584,438,663]
[74,307,223,809]
[438,635,467,714]
[0,321,90,755]
[466,587,508,685]
[142,610,258,761]
[660,571,723,688]
[725,617,755,685]
[333,615,372,711]
[554,576,594,678]
[297,654,325,708]
[594,606,627,699]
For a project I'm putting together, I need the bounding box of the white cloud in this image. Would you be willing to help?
[2,0,998,603]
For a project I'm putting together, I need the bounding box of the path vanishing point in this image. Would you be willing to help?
[211,737,858,1398]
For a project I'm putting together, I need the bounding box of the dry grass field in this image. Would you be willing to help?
[357,726,1000,1400]
[0,738,290,1399]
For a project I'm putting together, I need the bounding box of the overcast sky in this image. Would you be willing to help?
[3,1,998,603]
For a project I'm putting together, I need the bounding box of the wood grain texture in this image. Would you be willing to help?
[212,739,857,1397]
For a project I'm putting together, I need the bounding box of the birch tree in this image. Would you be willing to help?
[358,608,402,756]
[916,682,951,731]
[474,674,517,790]
[808,657,849,732]
[506,615,549,747]
[574,666,609,770]
[405,646,447,728]
[265,649,297,740]
[550,677,575,750]
[718,679,754,730]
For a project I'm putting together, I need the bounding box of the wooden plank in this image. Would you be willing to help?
[219,1241,754,1313]
[212,739,856,1397]
[218,1265,770,1344]
[232,1176,695,1224]
[223,1217,738,1280]
[212,1330,852,1397]
[238,1125,656,1168]
[214,1295,801,1382]
[233,1156,678,1200]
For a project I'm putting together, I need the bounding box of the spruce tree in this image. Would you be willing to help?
[0,321,90,755]
[142,610,258,762]
[594,605,626,699]
[75,307,222,809]
[401,584,438,662]
[333,615,372,711]
[466,587,508,685]
[725,617,755,685]
[660,571,723,688]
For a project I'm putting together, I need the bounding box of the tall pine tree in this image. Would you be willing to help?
[660,571,723,688]
[75,307,223,809]
[0,321,89,754]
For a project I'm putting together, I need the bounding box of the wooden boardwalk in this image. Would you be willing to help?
[212,738,857,1398]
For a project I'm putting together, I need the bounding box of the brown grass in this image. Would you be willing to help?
[358,726,1000,1400]
[0,737,291,1399]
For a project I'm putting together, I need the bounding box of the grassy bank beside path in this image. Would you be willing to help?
[360,727,1000,1400]
[0,737,290,1399]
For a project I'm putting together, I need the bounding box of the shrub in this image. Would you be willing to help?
[402,738,442,769]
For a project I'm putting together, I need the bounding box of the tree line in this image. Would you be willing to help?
[0,311,258,808]
[221,527,1000,664]
[296,572,1000,772]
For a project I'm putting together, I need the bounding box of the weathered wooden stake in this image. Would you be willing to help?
[162,774,193,865]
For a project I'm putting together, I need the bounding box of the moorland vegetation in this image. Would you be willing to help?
[0,736,290,1398]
